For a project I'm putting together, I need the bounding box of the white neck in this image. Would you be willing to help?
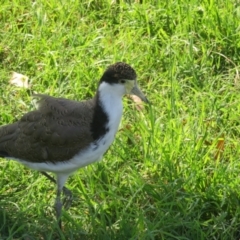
[98,82,124,133]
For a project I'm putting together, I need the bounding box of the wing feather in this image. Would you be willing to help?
[0,95,96,162]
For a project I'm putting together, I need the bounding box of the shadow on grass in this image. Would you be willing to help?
[140,179,240,239]
[0,206,137,240]
[0,198,90,240]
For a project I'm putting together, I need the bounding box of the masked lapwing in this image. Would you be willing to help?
[0,62,148,228]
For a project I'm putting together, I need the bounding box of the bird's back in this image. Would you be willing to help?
[0,95,96,163]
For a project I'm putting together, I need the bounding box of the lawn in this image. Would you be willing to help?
[0,0,240,239]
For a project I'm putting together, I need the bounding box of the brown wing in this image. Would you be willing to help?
[0,95,96,163]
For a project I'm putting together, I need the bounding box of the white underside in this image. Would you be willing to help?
[9,82,124,189]
[13,127,119,174]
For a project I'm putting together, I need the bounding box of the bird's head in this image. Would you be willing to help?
[99,62,148,103]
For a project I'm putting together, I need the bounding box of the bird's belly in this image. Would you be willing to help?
[14,131,116,174]
[71,131,116,168]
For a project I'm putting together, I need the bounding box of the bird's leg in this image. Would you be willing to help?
[54,173,72,229]
[40,171,73,209]
[62,186,73,210]
[55,187,63,229]
[40,171,56,184]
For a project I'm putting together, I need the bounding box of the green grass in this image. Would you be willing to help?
[1,0,240,239]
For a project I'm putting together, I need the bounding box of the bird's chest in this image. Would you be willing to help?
[95,117,121,153]
[72,103,123,167]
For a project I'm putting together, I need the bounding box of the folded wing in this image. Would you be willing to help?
[0,95,96,163]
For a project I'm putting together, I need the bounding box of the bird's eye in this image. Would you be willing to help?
[120,80,126,84]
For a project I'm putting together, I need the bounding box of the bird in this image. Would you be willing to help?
[0,62,148,228]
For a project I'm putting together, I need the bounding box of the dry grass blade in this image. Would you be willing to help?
[9,72,29,88]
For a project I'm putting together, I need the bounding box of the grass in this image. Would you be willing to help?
[0,0,240,239]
